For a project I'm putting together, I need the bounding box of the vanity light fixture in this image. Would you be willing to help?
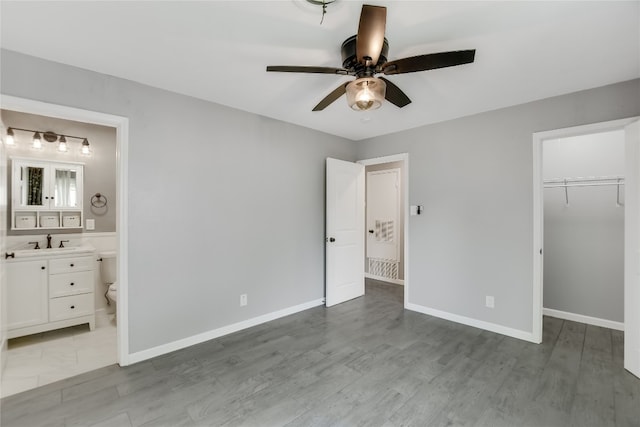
[4,127,16,145]
[6,127,91,154]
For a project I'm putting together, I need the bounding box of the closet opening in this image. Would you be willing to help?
[542,130,625,330]
[532,117,640,379]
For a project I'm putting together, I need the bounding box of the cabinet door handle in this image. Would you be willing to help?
[70,305,75,309]
[41,266,46,270]
[70,263,74,267]
[70,282,74,286]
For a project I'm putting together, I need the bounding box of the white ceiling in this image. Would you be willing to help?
[1,1,639,141]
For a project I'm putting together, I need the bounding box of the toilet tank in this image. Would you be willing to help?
[100,251,117,284]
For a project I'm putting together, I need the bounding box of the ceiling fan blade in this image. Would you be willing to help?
[312,83,349,111]
[381,50,476,75]
[356,5,386,66]
[379,77,411,108]
[266,66,348,75]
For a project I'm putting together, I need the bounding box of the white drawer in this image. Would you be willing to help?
[49,271,94,298]
[49,256,94,274]
[49,293,94,322]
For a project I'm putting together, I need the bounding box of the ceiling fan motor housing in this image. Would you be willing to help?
[341,35,388,77]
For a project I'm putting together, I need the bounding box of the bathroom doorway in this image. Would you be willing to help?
[0,96,129,396]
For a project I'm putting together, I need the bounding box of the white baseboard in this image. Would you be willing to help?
[543,308,624,331]
[128,298,325,364]
[365,273,404,286]
[406,302,538,343]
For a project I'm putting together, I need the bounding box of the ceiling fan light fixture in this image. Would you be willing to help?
[346,77,386,111]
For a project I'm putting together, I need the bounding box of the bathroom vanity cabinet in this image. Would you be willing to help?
[11,157,84,230]
[6,251,96,339]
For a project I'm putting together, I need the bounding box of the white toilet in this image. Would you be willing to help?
[100,251,117,309]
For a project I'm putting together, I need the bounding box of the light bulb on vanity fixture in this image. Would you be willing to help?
[57,135,68,152]
[81,138,91,155]
[4,127,15,146]
[32,132,42,149]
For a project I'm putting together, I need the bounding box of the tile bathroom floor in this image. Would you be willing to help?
[0,312,117,398]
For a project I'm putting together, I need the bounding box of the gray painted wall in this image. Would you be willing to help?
[1,110,117,235]
[543,131,625,322]
[1,49,356,353]
[2,47,638,353]
[356,79,640,334]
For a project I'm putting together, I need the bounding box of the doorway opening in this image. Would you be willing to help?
[363,162,405,285]
[359,154,408,307]
[532,117,640,378]
[0,95,129,396]
[324,153,409,308]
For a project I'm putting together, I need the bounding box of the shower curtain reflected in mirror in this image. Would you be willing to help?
[27,166,43,206]
[54,169,77,207]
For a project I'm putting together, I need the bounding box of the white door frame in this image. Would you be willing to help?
[358,153,409,308]
[0,94,131,366]
[532,117,639,344]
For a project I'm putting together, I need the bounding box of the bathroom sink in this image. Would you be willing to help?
[8,245,96,259]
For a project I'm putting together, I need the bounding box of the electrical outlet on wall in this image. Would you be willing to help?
[240,294,247,307]
[486,296,495,309]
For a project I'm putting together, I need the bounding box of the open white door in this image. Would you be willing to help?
[326,158,365,307]
[625,119,640,379]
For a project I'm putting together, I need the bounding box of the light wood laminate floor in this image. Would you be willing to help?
[1,280,639,426]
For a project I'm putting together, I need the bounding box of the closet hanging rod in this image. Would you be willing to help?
[543,176,624,188]
[544,181,625,188]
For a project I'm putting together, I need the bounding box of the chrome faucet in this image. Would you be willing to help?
[46,234,52,249]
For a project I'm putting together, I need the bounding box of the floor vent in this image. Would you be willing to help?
[368,258,399,280]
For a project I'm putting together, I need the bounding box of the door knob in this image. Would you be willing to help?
[328,237,336,242]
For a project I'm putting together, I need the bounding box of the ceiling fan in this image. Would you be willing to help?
[266,4,476,112]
